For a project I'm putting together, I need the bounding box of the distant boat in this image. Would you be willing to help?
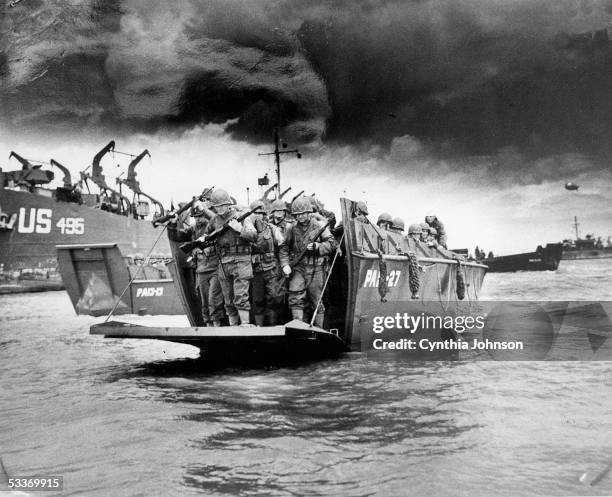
[562,216,612,260]
[481,244,563,272]
[565,182,579,191]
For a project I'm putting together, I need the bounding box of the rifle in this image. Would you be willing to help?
[272,220,331,293]
[152,186,214,227]
[290,190,305,203]
[179,207,257,253]
[289,220,330,268]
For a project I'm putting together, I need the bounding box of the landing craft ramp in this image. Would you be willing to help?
[56,243,183,316]
[91,319,346,359]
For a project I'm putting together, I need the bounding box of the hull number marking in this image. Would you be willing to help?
[16,208,84,235]
[363,269,401,288]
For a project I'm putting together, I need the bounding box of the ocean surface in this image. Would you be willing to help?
[1,259,612,497]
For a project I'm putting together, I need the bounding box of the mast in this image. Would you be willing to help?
[573,216,579,239]
[258,128,301,199]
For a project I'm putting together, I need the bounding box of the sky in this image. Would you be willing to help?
[1,0,612,253]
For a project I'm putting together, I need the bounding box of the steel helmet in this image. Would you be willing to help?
[310,196,324,212]
[210,189,232,207]
[377,212,392,224]
[202,187,214,200]
[428,227,438,236]
[249,200,266,214]
[355,201,368,215]
[425,215,436,223]
[408,223,422,234]
[291,197,313,215]
[191,200,207,217]
[392,217,405,230]
[419,222,430,232]
[271,199,288,212]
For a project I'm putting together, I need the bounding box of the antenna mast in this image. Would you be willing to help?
[258,128,301,199]
[573,216,579,239]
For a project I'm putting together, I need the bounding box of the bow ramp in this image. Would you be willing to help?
[91,319,346,358]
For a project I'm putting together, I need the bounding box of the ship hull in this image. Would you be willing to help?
[0,188,171,292]
[483,243,563,272]
[562,247,612,260]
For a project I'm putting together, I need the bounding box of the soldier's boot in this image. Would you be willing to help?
[212,320,222,327]
[291,308,304,322]
[238,309,255,327]
[228,313,240,326]
[254,314,265,327]
[313,312,324,329]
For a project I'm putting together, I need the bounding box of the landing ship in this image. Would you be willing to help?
[0,142,172,293]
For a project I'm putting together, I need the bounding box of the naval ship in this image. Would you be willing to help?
[0,141,172,293]
[561,217,612,260]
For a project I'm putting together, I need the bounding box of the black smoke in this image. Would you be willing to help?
[2,0,612,179]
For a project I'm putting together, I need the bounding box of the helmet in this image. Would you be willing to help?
[202,187,214,201]
[191,200,207,217]
[355,201,368,216]
[425,215,436,223]
[408,223,422,234]
[291,197,313,215]
[392,217,405,231]
[377,212,392,224]
[311,196,324,212]
[249,200,266,214]
[210,189,232,207]
[429,227,438,236]
[420,222,430,232]
[270,199,288,212]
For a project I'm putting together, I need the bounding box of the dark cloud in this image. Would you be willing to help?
[1,0,612,181]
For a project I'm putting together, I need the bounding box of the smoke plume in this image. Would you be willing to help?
[2,0,612,183]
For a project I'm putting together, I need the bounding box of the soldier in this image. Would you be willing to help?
[427,227,439,247]
[269,199,293,236]
[354,201,368,222]
[200,189,257,326]
[311,195,337,230]
[407,223,422,240]
[332,200,367,243]
[249,200,289,326]
[425,215,447,248]
[283,197,338,327]
[377,213,393,230]
[419,222,430,243]
[390,217,405,235]
[191,202,225,327]
[166,197,224,326]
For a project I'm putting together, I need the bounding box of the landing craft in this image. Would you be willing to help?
[91,198,488,362]
[565,182,579,191]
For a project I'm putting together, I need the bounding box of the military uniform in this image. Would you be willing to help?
[205,191,257,326]
[284,202,338,327]
[269,199,293,236]
[250,216,289,325]
[192,213,225,326]
[425,216,447,248]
